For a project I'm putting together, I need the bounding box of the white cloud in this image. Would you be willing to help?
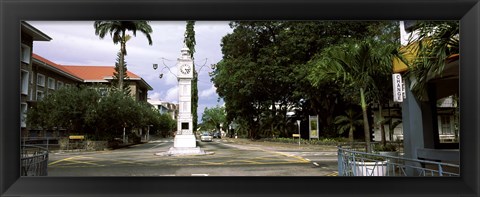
[148,92,162,101]
[164,87,178,103]
[199,85,217,98]
[27,20,231,120]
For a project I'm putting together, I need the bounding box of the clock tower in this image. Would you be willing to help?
[173,47,196,148]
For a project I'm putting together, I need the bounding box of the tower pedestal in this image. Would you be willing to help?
[173,134,196,148]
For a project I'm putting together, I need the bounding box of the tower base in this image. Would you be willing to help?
[173,134,196,148]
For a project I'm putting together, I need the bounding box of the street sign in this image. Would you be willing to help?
[69,135,84,140]
[392,73,405,102]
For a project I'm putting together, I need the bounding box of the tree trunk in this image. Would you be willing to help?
[349,126,354,148]
[119,31,126,91]
[360,88,371,153]
[379,103,386,147]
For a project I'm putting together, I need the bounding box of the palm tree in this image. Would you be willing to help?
[406,21,459,100]
[308,39,398,153]
[334,107,363,148]
[94,21,153,90]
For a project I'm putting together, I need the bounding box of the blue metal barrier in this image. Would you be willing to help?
[338,146,459,176]
[21,145,49,176]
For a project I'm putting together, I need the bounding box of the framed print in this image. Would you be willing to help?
[1,0,479,196]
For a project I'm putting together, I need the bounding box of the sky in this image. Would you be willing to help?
[27,21,233,123]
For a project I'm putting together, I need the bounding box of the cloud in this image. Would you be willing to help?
[199,85,217,98]
[164,87,178,103]
[27,20,232,121]
[148,92,162,101]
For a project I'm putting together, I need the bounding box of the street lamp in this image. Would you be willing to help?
[153,58,211,79]
[147,124,153,141]
[296,120,301,146]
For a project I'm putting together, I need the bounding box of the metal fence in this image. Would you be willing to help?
[21,145,49,176]
[338,146,459,176]
[22,137,61,152]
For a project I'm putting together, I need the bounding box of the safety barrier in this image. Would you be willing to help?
[338,146,459,176]
[21,145,48,176]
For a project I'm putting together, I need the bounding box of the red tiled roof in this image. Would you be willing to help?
[62,66,141,81]
[32,53,140,81]
[32,53,79,79]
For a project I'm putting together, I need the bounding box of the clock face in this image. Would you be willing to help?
[180,64,191,75]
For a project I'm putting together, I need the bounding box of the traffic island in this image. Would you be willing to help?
[155,147,214,156]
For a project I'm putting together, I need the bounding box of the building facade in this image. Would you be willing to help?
[21,22,153,138]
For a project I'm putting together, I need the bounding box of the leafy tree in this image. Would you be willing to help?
[94,21,153,90]
[27,86,168,141]
[213,21,397,140]
[201,105,226,134]
[308,39,398,152]
[154,113,176,137]
[406,21,459,101]
[27,85,101,135]
[334,106,363,147]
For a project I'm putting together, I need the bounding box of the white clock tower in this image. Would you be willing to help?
[173,47,196,148]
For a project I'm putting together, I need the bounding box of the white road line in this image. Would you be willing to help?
[191,174,209,176]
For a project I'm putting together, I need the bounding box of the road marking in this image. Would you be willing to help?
[200,161,224,165]
[49,156,105,167]
[48,155,83,166]
[191,174,209,176]
[326,171,338,176]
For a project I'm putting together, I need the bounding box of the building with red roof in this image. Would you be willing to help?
[31,53,153,102]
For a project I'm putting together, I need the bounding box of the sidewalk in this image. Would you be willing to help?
[221,137,339,152]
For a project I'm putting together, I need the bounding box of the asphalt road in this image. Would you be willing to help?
[47,138,338,176]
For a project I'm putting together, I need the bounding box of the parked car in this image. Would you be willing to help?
[200,133,213,142]
[213,132,221,139]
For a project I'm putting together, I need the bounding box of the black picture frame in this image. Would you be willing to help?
[1,0,479,196]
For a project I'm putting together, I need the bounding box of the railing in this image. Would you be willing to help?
[338,146,459,176]
[22,137,60,152]
[21,145,49,176]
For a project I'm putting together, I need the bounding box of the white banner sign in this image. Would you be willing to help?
[309,116,319,139]
[392,73,405,102]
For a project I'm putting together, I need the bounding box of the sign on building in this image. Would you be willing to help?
[392,73,405,102]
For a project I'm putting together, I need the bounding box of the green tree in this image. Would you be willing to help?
[184,21,198,133]
[308,39,398,152]
[201,105,226,134]
[334,107,363,147]
[94,21,153,90]
[112,51,131,94]
[213,21,395,139]
[27,86,168,141]
[27,85,101,135]
[406,21,459,101]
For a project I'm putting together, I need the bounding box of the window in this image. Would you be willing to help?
[439,115,453,135]
[36,90,44,101]
[21,103,27,128]
[181,123,189,130]
[48,77,55,89]
[21,70,29,95]
[21,44,31,64]
[37,74,45,87]
[56,81,64,89]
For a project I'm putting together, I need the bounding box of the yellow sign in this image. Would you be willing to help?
[69,135,85,140]
[292,134,300,138]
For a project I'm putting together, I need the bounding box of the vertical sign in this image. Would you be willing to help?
[309,116,319,139]
[392,73,404,102]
